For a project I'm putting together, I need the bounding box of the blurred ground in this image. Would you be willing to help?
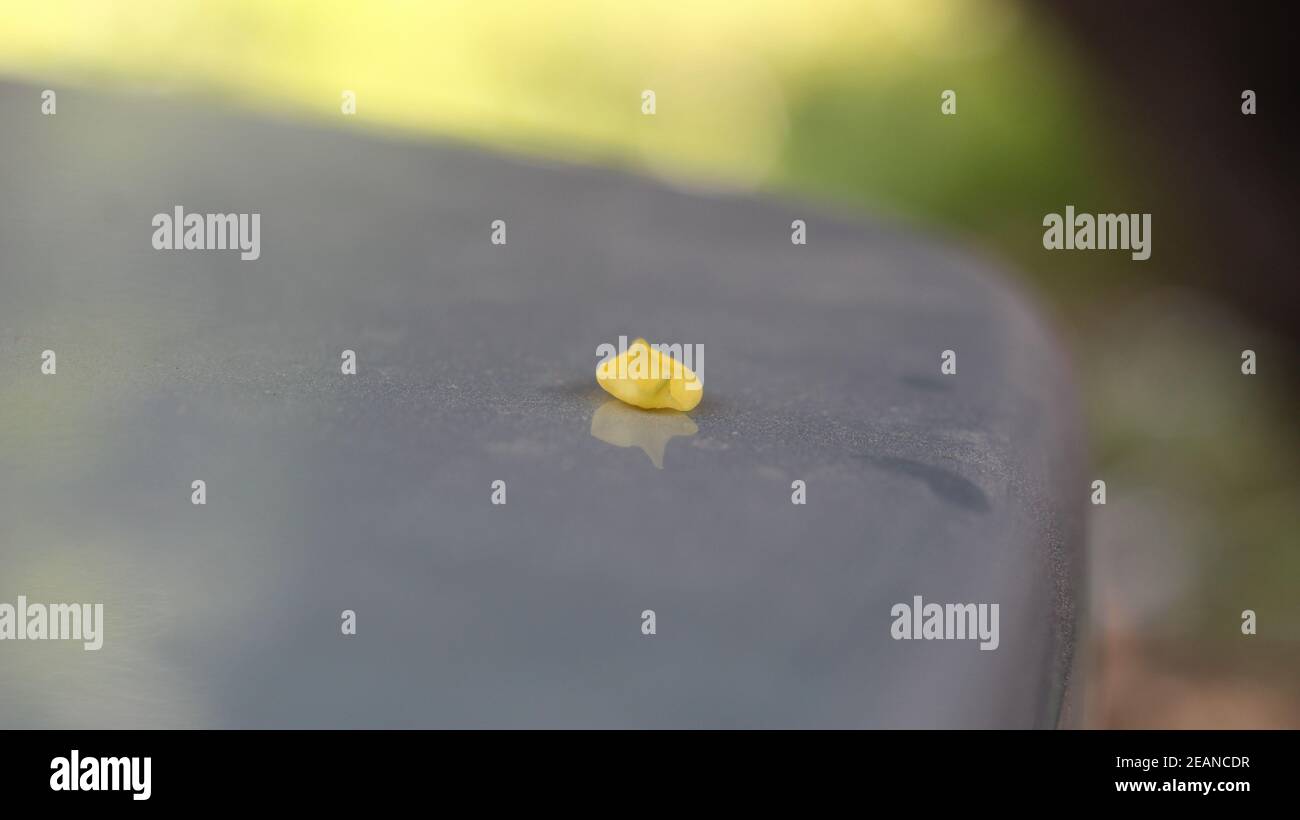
[1,0,1296,727]
[1080,293,1300,727]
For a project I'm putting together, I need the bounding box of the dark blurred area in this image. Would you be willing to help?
[1047,0,1298,339]
[1041,0,1299,727]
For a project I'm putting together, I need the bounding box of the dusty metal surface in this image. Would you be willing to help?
[0,83,1084,727]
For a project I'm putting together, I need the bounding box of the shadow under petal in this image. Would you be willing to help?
[590,399,698,469]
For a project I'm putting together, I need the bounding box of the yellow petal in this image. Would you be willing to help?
[596,338,703,411]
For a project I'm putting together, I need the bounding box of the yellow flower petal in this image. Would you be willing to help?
[596,338,703,411]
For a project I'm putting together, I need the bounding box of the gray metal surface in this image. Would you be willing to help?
[0,82,1084,728]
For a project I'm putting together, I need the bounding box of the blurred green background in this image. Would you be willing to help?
[2,0,1295,726]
